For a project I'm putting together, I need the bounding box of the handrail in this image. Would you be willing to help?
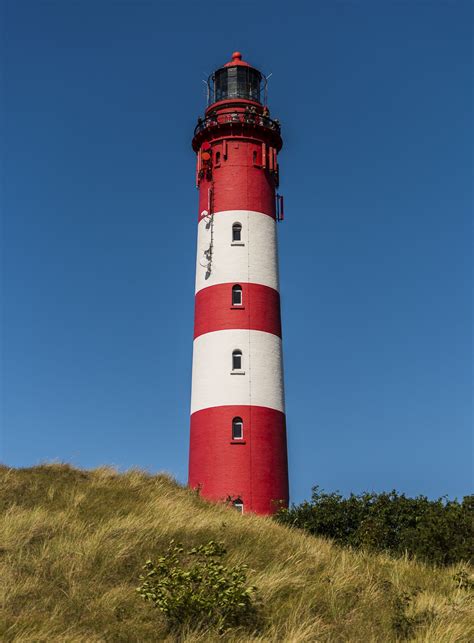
[194,112,281,137]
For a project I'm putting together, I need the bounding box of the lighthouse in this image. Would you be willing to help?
[188,52,289,515]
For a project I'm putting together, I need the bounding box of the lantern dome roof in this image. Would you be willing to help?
[224,51,252,68]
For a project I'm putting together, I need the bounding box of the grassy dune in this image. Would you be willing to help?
[1,464,472,642]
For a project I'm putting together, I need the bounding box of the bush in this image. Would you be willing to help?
[136,540,258,633]
[275,488,473,566]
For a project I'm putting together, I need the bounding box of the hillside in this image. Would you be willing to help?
[1,464,472,642]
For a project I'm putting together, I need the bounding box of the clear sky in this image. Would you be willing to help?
[1,0,472,503]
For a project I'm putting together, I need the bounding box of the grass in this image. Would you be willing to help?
[1,463,472,642]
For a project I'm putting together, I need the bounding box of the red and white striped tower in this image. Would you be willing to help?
[188,52,288,515]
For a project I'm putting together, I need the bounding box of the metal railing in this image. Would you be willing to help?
[194,112,281,137]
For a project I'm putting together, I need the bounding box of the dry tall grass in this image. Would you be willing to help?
[1,464,472,642]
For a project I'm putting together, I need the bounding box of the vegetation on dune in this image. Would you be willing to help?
[1,464,473,642]
[137,540,258,632]
[275,487,473,566]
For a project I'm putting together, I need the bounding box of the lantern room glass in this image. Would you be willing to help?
[213,66,262,104]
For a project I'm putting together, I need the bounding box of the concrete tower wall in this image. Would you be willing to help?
[195,210,280,294]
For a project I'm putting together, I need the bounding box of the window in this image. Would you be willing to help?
[232,223,242,242]
[215,151,221,165]
[232,284,242,306]
[233,499,244,513]
[232,417,243,440]
[214,65,261,103]
[232,350,242,371]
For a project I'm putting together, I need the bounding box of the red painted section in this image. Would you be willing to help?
[223,51,251,68]
[194,283,281,339]
[189,405,289,515]
[198,142,277,219]
[204,98,262,115]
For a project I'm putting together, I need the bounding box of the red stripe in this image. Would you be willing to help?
[188,405,289,515]
[198,140,276,220]
[194,283,281,339]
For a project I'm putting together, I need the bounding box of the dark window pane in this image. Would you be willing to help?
[232,350,242,370]
[232,418,243,439]
[232,285,242,305]
[213,66,261,103]
[233,499,244,513]
[232,224,241,241]
[227,67,237,98]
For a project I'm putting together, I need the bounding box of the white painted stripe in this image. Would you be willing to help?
[195,210,280,294]
[190,329,285,414]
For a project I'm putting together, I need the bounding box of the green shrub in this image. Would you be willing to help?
[275,488,473,566]
[136,540,258,633]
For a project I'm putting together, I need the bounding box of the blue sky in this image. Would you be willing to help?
[1,0,472,503]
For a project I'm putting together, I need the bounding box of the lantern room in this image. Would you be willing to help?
[207,52,266,107]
